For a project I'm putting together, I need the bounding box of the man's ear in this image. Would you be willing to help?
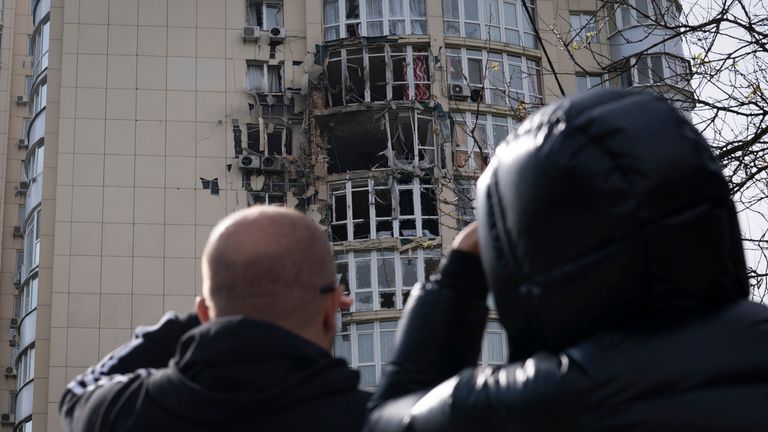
[196,296,211,323]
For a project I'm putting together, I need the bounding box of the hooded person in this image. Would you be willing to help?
[365,89,768,431]
[60,206,370,432]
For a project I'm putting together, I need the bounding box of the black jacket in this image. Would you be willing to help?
[367,252,768,431]
[366,90,768,431]
[61,313,370,431]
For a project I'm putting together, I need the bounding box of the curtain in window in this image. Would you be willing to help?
[246,1,260,26]
[380,330,395,363]
[245,64,266,93]
[366,0,384,35]
[267,65,282,92]
[409,0,426,17]
[324,0,341,39]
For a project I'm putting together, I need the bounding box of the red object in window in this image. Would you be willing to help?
[405,55,430,101]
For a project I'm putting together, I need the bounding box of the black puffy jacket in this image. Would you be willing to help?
[366,90,768,431]
[60,313,370,431]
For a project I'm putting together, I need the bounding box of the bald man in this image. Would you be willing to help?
[60,207,371,432]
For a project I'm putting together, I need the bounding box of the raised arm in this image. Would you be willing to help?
[59,311,200,431]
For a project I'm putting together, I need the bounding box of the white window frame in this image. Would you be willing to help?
[446,48,542,107]
[32,19,49,79]
[609,0,682,31]
[244,62,284,94]
[479,321,507,365]
[17,277,38,319]
[16,346,35,389]
[245,1,284,29]
[323,0,428,40]
[22,208,41,276]
[333,320,399,388]
[576,74,605,92]
[569,12,599,43]
[335,248,441,312]
[330,178,439,243]
[455,178,477,228]
[453,112,518,170]
[30,81,47,117]
[326,45,432,106]
[442,0,537,48]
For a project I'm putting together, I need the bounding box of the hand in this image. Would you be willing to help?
[452,222,480,255]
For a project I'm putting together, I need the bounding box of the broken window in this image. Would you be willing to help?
[246,1,284,29]
[327,111,389,174]
[325,44,432,106]
[323,0,428,39]
[249,192,285,206]
[327,109,436,172]
[335,248,441,312]
[245,63,283,94]
[330,178,440,242]
[245,123,291,155]
[453,112,517,170]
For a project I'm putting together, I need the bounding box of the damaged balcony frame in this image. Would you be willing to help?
[325,43,432,107]
[335,248,441,312]
[329,177,439,242]
[325,108,438,173]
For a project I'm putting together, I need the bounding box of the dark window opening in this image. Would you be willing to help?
[369,49,388,101]
[346,50,365,103]
[379,291,396,309]
[391,115,415,162]
[327,112,389,173]
[399,189,414,216]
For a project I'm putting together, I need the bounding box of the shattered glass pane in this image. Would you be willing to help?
[351,189,369,219]
[333,193,347,222]
[327,58,344,106]
[327,112,389,173]
[399,189,415,216]
[392,115,415,162]
[369,52,388,101]
[246,124,260,152]
[375,220,393,238]
[420,187,437,216]
[399,219,417,237]
[346,50,365,103]
[353,222,371,240]
[374,188,392,216]
[379,291,396,309]
[422,219,439,238]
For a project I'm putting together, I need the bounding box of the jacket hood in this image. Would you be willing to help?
[477,89,748,362]
[145,317,359,425]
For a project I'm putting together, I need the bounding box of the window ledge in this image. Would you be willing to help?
[332,236,442,253]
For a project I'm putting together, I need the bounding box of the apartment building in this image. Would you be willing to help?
[0,0,687,430]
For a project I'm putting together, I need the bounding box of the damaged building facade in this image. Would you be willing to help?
[0,0,687,430]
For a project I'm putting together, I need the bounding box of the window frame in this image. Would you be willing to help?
[333,320,399,388]
[326,44,433,106]
[453,112,518,170]
[446,48,542,107]
[323,0,428,40]
[569,12,599,44]
[245,0,284,29]
[576,73,605,92]
[330,177,439,243]
[442,0,537,49]
[245,62,284,95]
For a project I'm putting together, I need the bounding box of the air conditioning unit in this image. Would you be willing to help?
[9,318,18,329]
[448,83,470,101]
[241,26,260,41]
[12,271,21,288]
[269,27,286,42]
[15,95,28,105]
[237,153,262,170]
[0,413,14,424]
[4,366,16,377]
[260,155,285,172]
[17,139,27,149]
[12,226,22,238]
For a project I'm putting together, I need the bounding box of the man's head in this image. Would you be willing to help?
[199,206,343,351]
[477,89,749,362]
